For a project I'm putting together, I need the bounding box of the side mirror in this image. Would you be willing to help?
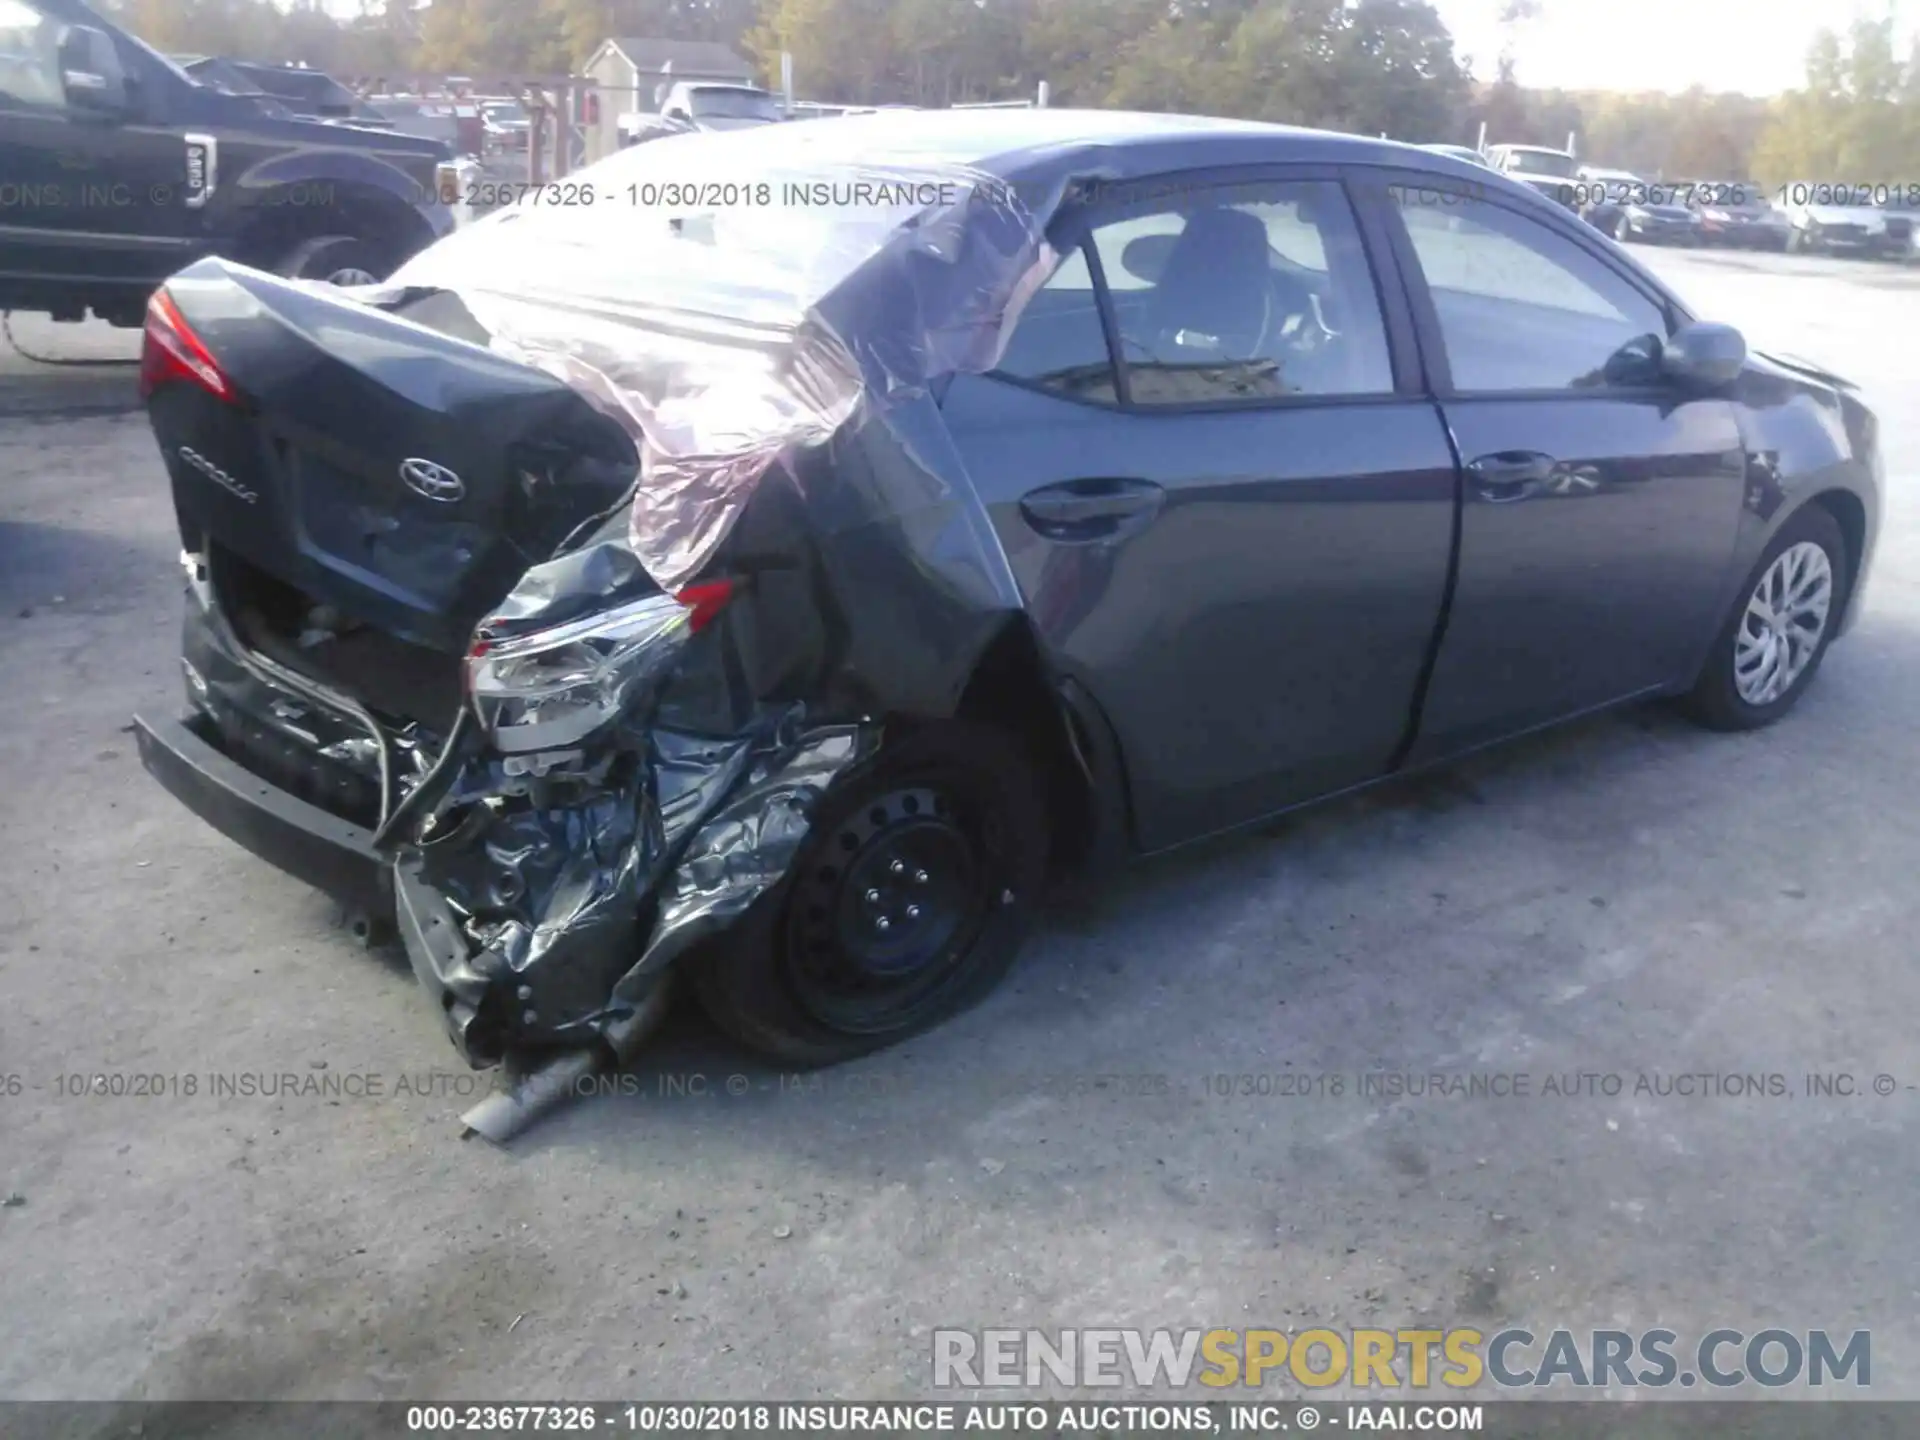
[664,106,690,125]
[1661,321,1747,390]
[58,25,129,115]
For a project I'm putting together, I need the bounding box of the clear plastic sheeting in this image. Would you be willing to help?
[385,123,1069,590]
[622,723,872,988]
[370,117,1091,1081]
[405,698,869,1063]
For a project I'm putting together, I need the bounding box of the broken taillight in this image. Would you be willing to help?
[463,580,736,753]
[675,578,735,634]
[139,287,236,404]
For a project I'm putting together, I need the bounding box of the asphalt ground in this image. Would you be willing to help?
[0,243,1915,1403]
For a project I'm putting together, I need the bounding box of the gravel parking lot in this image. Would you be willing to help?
[1,245,1916,1404]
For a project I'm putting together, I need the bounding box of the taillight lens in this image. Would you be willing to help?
[139,288,235,404]
[464,580,737,753]
[466,592,695,753]
[675,578,734,633]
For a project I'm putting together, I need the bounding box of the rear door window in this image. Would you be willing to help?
[1087,179,1393,406]
[991,239,1120,403]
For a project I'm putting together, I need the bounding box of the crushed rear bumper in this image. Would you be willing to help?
[134,711,390,916]
[134,709,529,1066]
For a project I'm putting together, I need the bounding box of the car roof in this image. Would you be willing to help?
[671,107,1498,189]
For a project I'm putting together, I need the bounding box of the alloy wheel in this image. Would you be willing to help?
[1734,541,1833,706]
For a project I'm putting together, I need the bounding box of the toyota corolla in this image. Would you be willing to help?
[133,111,1882,1107]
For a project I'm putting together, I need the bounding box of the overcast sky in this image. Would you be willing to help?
[1437,0,1909,95]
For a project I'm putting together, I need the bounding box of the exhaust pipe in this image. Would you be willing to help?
[459,970,678,1145]
[462,1047,609,1146]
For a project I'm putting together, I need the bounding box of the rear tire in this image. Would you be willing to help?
[690,721,1048,1067]
[1681,506,1849,732]
[277,234,391,287]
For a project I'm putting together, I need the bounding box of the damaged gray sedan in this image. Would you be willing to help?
[134,111,1881,1088]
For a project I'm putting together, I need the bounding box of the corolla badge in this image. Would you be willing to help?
[177,445,257,504]
[399,457,464,503]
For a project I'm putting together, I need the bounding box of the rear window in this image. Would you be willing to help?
[394,126,1042,335]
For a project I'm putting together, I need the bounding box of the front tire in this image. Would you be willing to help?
[690,721,1049,1066]
[277,234,391,287]
[1681,506,1849,732]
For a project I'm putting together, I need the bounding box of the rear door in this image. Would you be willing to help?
[942,168,1458,850]
[1372,178,1747,761]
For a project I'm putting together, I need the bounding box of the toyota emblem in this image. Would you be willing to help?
[399,457,464,503]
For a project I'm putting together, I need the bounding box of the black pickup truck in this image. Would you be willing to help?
[0,0,459,326]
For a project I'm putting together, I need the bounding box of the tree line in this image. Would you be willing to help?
[94,0,1920,186]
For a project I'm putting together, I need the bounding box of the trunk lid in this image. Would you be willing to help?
[148,258,638,657]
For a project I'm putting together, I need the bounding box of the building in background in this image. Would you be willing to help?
[578,38,754,162]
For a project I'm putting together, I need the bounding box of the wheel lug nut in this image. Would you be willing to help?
[865,888,881,905]
[914,869,929,884]
[889,859,906,876]
[906,905,921,921]
[875,916,891,932]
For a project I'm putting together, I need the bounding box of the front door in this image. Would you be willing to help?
[1378,181,1748,760]
[0,3,202,303]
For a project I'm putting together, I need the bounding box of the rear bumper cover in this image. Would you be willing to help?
[133,709,574,1066]
[135,711,391,916]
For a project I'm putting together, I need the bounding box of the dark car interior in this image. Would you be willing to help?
[996,189,1391,404]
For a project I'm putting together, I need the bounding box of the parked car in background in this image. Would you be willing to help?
[369,96,465,148]
[1781,193,1910,257]
[184,57,389,125]
[1617,194,1703,246]
[135,113,1879,1082]
[1484,143,1580,208]
[617,82,785,147]
[0,0,461,324]
[1890,198,1920,262]
[169,55,296,117]
[1573,166,1643,238]
[480,98,531,152]
[1420,143,1491,168]
[1683,182,1791,250]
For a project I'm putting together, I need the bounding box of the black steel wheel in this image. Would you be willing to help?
[786,784,990,1035]
[691,721,1049,1066]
